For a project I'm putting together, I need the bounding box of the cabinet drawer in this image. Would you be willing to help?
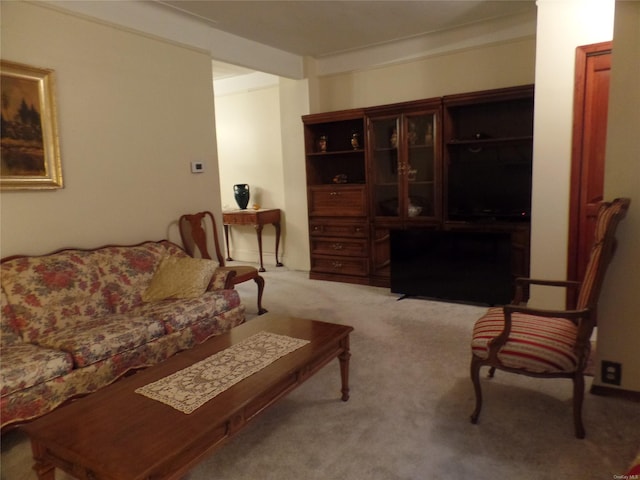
[311,238,368,257]
[309,221,367,238]
[311,256,369,276]
[308,186,367,217]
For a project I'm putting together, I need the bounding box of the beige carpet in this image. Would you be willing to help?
[2,267,639,480]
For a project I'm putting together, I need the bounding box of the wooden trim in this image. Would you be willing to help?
[364,96,442,116]
[302,108,365,124]
[567,41,612,284]
[1,239,183,263]
[442,84,534,106]
[590,384,640,402]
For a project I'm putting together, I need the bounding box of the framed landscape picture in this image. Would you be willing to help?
[1,60,63,190]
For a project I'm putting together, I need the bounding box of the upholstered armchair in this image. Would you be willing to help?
[469,198,630,438]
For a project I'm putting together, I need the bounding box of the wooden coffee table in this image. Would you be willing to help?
[21,314,353,480]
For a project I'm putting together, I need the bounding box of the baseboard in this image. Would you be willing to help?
[590,384,640,402]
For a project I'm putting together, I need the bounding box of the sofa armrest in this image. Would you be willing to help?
[209,269,237,291]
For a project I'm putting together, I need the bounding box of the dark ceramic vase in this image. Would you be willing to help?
[233,184,250,209]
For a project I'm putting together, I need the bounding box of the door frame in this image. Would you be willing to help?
[567,41,612,292]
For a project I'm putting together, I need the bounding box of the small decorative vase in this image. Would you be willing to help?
[424,124,433,146]
[233,184,250,209]
[350,132,360,150]
[318,135,327,152]
[407,122,417,145]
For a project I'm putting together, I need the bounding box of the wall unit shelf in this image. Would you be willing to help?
[302,85,534,296]
[303,109,370,285]
[447,136,533,146]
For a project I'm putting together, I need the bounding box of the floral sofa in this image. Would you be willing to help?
[0,240,246,430]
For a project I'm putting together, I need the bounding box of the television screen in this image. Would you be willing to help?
[390,229,513,305]
[447,144,532,221]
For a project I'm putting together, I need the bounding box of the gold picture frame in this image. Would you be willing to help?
[1,60,63,190]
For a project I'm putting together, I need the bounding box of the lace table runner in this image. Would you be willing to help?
[136,331,309,414]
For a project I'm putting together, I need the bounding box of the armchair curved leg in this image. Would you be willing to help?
[573,373,586,439]
[470,356,483,424]
[254,274,267,315]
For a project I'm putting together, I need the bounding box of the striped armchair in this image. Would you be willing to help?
[469,198,630,438]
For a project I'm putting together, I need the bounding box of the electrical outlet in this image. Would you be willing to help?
[601,361,622,385]
[191,161,204,173]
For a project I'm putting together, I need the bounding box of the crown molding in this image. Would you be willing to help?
[214,72,280,97]
[314,11,537,77]
[39,0,305,79]
[38,1,535,81]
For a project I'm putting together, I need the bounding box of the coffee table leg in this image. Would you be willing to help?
[31,441,56,480]
[339,336,351,401]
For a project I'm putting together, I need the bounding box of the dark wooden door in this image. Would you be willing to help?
[568,42,612,293]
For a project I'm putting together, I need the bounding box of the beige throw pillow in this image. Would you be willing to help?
[142,256,218,302]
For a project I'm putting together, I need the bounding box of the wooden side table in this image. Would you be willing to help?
[222,208,284,272]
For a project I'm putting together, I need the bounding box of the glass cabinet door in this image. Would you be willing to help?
[369,111,438,221]
[370,116,401,218]
[405,112,437,219]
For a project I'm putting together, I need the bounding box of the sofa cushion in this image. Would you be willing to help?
[37,315,166,367]
[142,256,218,302]
[0,343,73,396]
[1,251,111,342]
[96,242,189,314]
[1,289,21,347]
[133,290,242,333]
[471,307,579,374]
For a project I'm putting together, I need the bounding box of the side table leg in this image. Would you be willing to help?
[31,441,56,480]
[273,221,284,267]
[254,224,265,272]
[339,336,351,401]
[224,224,233,261]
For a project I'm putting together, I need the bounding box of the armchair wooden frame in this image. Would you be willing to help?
[179,211,267,315]
[470,198,630,438]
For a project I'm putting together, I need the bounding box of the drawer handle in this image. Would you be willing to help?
[354,227,363,233]
[332,243,344,250]
[329,191,341,196]
[312,225,322,232]
[331,261,343,269]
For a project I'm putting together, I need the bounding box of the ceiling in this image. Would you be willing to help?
[154,1,536,59]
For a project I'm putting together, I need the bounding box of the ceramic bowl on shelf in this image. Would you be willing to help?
[408,204,423,217]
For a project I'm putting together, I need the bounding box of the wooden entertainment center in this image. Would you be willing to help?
[303,85,534,296]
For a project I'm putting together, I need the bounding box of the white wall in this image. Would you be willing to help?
[277,77,311,271]
[595,0,640,392]
[214,36,536,271]
[214,77,311,271]
[0,2,222,256]
[41,0,305,80]
[315,37,536,111]
[529,0,615,308]
[214,85,286,266]
[530,0,640,393]
[8,0,635,391]
[213,1,640,393]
